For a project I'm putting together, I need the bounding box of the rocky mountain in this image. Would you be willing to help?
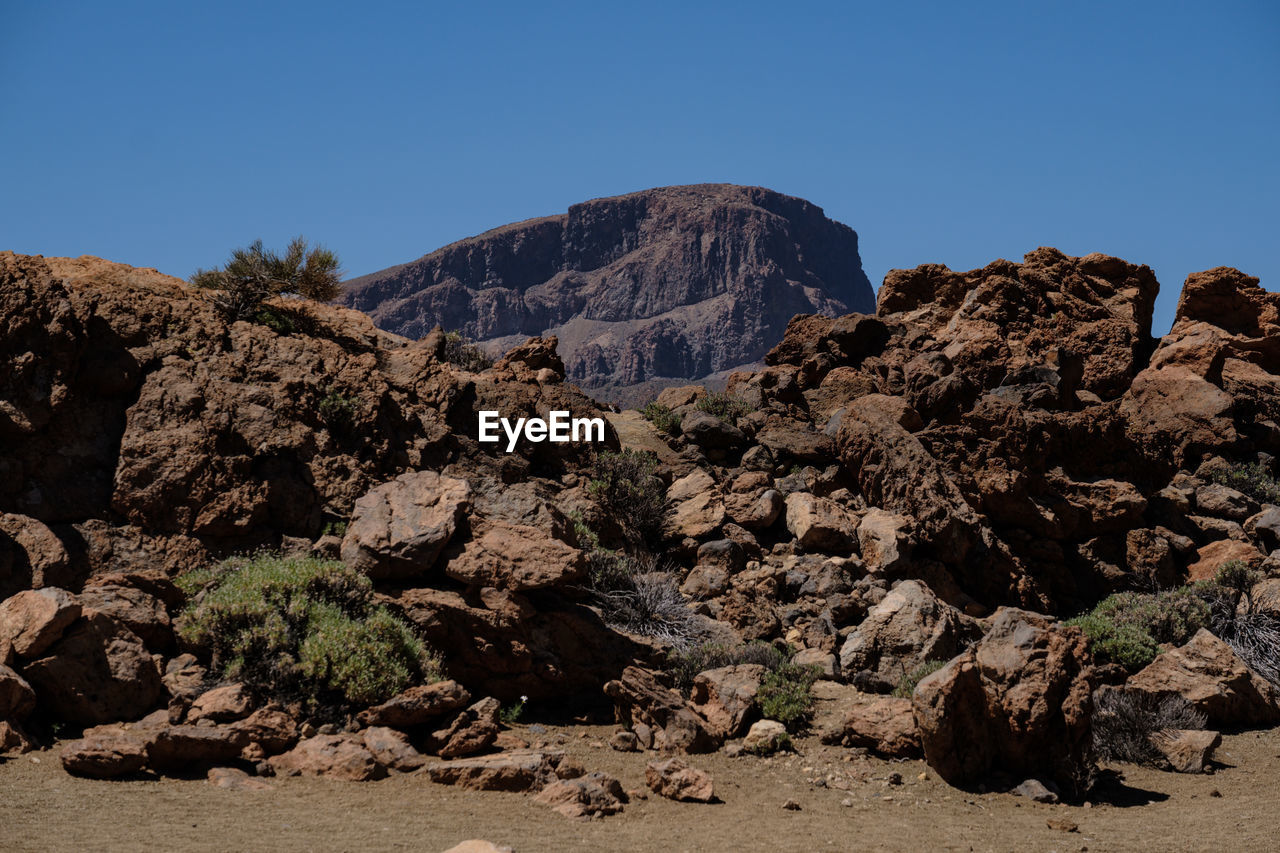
[338,184,875,404]
[3,246,1279,808]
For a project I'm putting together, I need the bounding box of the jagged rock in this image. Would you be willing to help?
[362,726,426,771]
[429,697,500,758]
[856,509,913,574]
[1150,729,1221,774]
[22,610,165,725]
[784,493,857,553]
[426,749,569,792]
[146,725,251,773]
[839,581,979,692]
[230,708,299,754]
[75,584,171,651]
[0,664,36,720]
[162,654,208,700]
[603,666,718,753]
[681,411,746,450]
[742,720,789,753]
[356,680,471,728]
[0,720,34,754]
[60,725,149,778]
[689,664,764,739]
[0,587,81,659]
[535,771,628,818]
[724,488,784,530]
[268,734,385,781]
[340,471,471,579]
[667,492,727,539]
[0,514,77,596]
[645,757,715,802]
[443,519,584,591]
[339,185,874,404]
[792,648,839,680]
[831,696,920,758]
[1125,629,1280,727]
[188,683,254,724]
[1186,538,1263,582]
[913,609,1096,799]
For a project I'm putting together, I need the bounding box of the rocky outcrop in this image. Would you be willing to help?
[339,185,874,404]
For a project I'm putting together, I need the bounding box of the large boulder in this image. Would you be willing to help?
[644,757,715,802]
[784,493,858,553]
[443,519,585,591]
[0,587,81,659]
[688,664,765,739]
[59,725,149,779]
[603,666,719,753]
[22,610,165,725]
[912,610,1097,798]
[1124,629,1280,728]
[268,734,386,781]
[426,749,571,792]
[146,725,251,773]
[341,471,471,579]
[829,696,921,759]
[839,580,980,692]
[0,664,36,720]
[356,680,471,728]
[535,772,629,818]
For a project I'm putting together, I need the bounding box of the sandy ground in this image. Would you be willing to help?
[3,719,1279,853]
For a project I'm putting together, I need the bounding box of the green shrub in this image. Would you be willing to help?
[695,391,753,426]
[178,554,437,711]
[757,663,820,732]
[589,449,666,543]
[441,330,494,372]
[1067,611,1161,671]
[1069,587,1212,671]
[318,390,358,435]
[192,236,341,322]
[1206,462,1280,505]
[891,659,948,698]
[640,401,681,436]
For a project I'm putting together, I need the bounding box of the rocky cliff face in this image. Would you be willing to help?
[338,184,874,404]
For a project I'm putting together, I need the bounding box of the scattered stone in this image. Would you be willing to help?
[645,757,715,802]
[268,734,386,781]
[188,683,254,724]
[535,771,628,818]
[743,720,789,754]
[207,766,272,791]
[357,680,471,728]
[60,726,149,778]
[429,697,500,758]
[426,750,568,792]
[1046,818,1079,833]
[689,664,765,739]
[1012,778,1060,804]
[362,726,426,771]
[782,799,802,811]
[1150,729,1222,774]
[603,667,718,753]
[609,730,639,752]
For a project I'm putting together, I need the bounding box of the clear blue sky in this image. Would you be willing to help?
[2,1,1276,334]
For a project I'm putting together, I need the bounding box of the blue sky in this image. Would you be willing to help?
[2,1,1276,334]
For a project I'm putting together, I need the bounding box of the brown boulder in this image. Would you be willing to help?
[268,734,386,781]
[0,663,36,720]
[644,757,715,802]
[913,610,1096,798]
[340,471,471,579]
[230,708,299,754]
[603,667,719,753]
[74,584,172,651]
[0,514,76,595]
[426,749,568,792]
[22,610,165,725]
[443,519,584,591]
[60,725,149,778]
[834,696,921,758]
[429,697,500,758]
[362,726,426,771]
[0,719,35,754]
[0,587,81,659]
[356,680,471,728]
[162,653,208,700]
[188,683,254,723]
[207,766,273,791]
[839,581,979,692]
[1125,629,1280,727]
[146,724,251,773]
[784,493,857,553]
[1150,729,1221,774]
[1186,539,1263,582]
[689,664,765,739]
[535,771,628,818]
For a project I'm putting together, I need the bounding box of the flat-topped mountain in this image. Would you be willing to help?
[338,184,874,403]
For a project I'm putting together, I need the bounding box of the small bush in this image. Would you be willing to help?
[891,659,949,698]
[695,391,753,426]
[744,730,792,756]
[1069,588,1211,671]
[666,640,790,693]
[593,571,702,649]
[640,401,681,436]
[757,663,820,732]
[589,449,666,543]
[1198,561,1280,685]
[1206,461,1280,506]
[318,390,358,435]
[192,236,341,323]
[1067,612,1161,671]
[1093,689,1207,766]
[441,330,494,372]
[178,554,437,712]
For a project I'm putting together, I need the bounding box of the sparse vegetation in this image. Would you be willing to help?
[1093,689,1207,767]
[441,330,494,372]
[1197,560,1280,685]
[1205,461,1280,506]
[1068,588,1211,671]
[592,566,703,649]
[640,401,681,436]
[666,640,791,693]
[756,663,821,732]
[892,658,949,698]
[177,553,437,712]
[192,236,341,323]
[695,391,753,426]
[589,449,667,543]
[744,729,792,756]
[500,695,527,725]
[318,389,358,436]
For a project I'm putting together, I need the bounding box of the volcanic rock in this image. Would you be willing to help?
[644,757,715,802]
[268,734,385,781]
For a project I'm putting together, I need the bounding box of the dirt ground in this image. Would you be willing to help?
[3,720,1278,853]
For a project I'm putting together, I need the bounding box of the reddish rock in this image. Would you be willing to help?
[1125,629,1280,727]
[426,749,568,792]
[644,757,715,802]
[1150,729,1221,774]
[268,734,385,781]
[74,584,172,651]
[689,664,765,739]
[0,663,36,720]
[340,470,471,580]
[535,771,628,818]
[444,519,584,591]
[162,654,208,700]
[835,696,921,759]
[0,514,76,596]
[362,726,426,771]
[230,708,299,754]
[356,680,471,728]
[60,725,149,778]
[0,587,81,658]
[429,697,501,759]
[146,725,251,773]
[207,766,273,791]
[913,610,1096,799]
[22,610,165,725]
[1186,539,1263,582]
[603,667,719,753]
[0,720,35,755]
[784,493,858,553]
[188,683,254,724]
